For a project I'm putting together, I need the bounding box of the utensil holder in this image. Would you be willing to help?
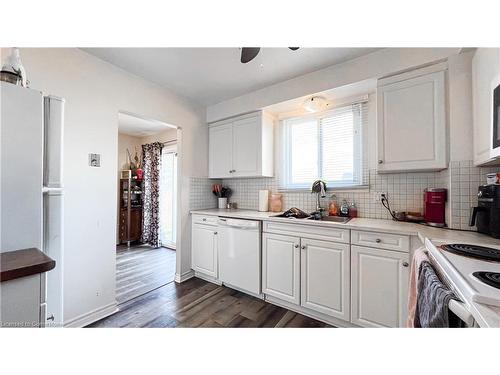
[218,197,228,209]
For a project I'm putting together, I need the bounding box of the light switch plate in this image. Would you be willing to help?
[89,153,101,167]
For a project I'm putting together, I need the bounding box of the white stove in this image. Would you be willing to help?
[425,239,500,308]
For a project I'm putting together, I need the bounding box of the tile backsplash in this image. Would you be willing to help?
[189,161,499,231]
[189,177,220,210]
[214,160,500,231]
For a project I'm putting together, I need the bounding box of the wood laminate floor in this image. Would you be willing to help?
[88,277,330,328]
[115,244,176,304]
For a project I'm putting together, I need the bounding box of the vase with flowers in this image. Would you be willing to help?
[127,147,143,180]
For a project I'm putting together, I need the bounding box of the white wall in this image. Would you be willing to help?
[448,51,475,162]
[207,48,461,122]
[3,48,207,326]
[141,128,177,144]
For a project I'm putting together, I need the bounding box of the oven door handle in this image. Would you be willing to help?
[449,299,475,327]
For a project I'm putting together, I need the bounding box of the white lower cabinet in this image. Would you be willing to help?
[262,232,350,321]
[300,238,350,321]
[191,223,218,278]
[351,245,409,328]
[262,233,300,305]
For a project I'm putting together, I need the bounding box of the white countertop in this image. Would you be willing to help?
[191,208,500,327]
[191,208,500,246]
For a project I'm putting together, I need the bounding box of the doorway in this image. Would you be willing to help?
[116,111,179,304]
[159,142,177,249]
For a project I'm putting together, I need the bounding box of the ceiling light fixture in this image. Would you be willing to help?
[303,96,328,113]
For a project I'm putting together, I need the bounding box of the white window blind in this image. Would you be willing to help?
[281,102,368,189]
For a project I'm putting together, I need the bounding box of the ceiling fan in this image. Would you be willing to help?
[240,47,300,64]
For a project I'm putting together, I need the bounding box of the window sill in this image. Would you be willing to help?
[277,185,370,194]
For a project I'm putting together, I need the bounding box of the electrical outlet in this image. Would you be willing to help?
[374,191,388,202]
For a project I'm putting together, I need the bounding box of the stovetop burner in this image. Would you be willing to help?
[440,243,500,262]
[473,271,500,289]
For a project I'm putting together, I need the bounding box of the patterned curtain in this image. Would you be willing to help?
[141,142,163,247]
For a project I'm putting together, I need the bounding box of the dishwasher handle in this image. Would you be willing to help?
[218,218,260,230]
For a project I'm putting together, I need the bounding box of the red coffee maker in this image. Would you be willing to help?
[423,188,447,227]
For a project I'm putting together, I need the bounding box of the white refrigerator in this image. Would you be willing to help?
[1,81,64,327]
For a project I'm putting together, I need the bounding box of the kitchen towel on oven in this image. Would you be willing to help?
[407,247,429,327]
[415,261,458,328]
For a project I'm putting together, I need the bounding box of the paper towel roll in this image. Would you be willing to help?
[258,190,269,212]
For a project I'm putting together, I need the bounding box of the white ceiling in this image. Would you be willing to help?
[82,48,380,106]
[118,112,174,137]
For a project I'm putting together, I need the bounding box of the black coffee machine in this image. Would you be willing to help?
[470,185,500,238]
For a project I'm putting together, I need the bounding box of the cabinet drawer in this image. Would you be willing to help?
[351,230,409,252]
[263,221,350,244]
[192,214,218,226]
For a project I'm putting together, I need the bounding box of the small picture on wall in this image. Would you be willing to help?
[89,153,101,167]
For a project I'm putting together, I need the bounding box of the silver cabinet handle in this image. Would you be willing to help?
[375,238,381,243]
[378,160,383,164]
[402,262,409,267]
[294,244,299,248]
[301,245,306,250]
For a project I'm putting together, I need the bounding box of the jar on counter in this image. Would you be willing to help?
[269,193,283,212]
[328,194,339,216]
[339,199,350,217]
[349,202,358,218]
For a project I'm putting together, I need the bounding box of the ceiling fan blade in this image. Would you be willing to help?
[241,47,261,63]
[288,47,300,51]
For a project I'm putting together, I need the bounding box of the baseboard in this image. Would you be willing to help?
[64,302,118,328]
[175,270,195,283]
[264,295,357,328]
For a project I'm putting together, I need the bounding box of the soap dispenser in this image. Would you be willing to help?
[339,199,350,217]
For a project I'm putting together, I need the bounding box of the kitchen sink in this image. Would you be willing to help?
[307,215,351,223]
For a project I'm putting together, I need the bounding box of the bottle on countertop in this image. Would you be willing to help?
[339,199,349,217]
[328,194,339,216]
[349,202,358,218]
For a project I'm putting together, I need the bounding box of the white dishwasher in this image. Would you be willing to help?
[218,217,261,296]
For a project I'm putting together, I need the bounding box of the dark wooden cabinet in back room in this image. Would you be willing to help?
[119,170,143,245]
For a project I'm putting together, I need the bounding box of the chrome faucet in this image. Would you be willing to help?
[311,180,327,214]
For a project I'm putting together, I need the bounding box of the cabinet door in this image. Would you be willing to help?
[232,116,260,177]
[262,233,300,305]
[377,70,446,172]
[351,245,409,328]
[191,224,217,278]
[129,209,142,241]
[300,238,350,321]
[209,123,233,178]
[472,48,500,164]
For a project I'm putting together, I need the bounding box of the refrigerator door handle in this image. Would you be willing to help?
[43,96,64,189]
[42,186,64,195]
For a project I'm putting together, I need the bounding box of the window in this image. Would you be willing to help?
[280,102,368,190]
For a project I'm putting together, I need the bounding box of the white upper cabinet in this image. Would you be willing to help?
[472,48,500,166]
[209,123,233,178]
[208,111,274,178]
[377,64,447,172]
